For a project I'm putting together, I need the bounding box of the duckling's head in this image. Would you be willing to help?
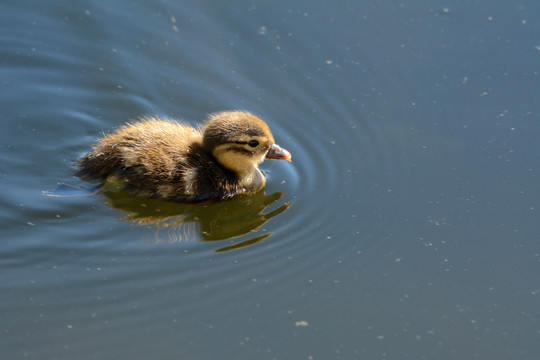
[202,111,291,176]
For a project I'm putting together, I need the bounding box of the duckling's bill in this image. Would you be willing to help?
[265,144,292,162]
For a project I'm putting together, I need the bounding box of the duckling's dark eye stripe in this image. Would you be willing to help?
[234,140,260,147]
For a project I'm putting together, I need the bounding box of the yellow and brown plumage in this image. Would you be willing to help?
[76,111,291,201]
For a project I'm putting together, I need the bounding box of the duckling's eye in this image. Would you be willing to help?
[247,139,259,148]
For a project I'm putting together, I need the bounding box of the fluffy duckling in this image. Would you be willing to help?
[76,111,291,201]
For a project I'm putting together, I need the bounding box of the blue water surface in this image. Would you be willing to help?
[1,1,539,359]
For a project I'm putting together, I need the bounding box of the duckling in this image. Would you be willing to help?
[76,111,291,201]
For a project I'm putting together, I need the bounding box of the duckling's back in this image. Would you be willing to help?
[76,117,206,199]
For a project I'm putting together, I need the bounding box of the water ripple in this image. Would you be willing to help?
[1,0,414,325]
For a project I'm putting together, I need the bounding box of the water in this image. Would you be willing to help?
[2,1,540,359]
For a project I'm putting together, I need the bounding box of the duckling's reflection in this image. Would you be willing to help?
[103,189,290,251]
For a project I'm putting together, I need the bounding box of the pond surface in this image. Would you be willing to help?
[2,1,540,359]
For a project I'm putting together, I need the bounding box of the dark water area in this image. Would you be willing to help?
[2,1,540,359]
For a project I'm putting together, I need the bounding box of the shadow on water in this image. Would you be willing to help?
[105,188,289,251]
[45,182,290,250]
